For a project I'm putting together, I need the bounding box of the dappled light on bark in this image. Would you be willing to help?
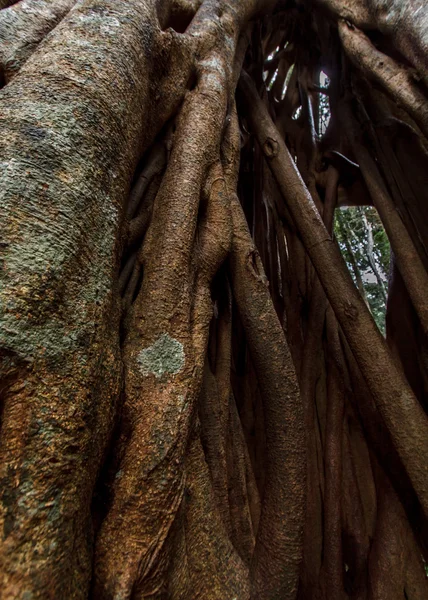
[0,0,427,599]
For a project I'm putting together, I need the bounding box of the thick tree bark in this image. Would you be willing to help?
[339,21,428,140]
[0,1,191,596]
[340,101,428,336]
[230,193,305,600]
[239,71,428,520]
[0,0,78,82]
[0,0,428,598]
[317,0,428,87]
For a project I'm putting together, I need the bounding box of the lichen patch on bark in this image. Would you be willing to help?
[137,333,185,379]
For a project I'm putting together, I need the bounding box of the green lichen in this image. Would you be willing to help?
[137,333,185,379]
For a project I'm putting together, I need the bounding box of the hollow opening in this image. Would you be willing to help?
[334,205,390,335]
[317,70,330,137]
[160,3,199,33]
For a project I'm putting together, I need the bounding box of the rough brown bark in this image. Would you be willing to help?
[0,0,192,596]
[240,71,428,520]
[230,193,305,600]
[0,0,78,82]
[1,0,428,598]
[339,21,428,142]
[317,0,428,87]
[342,103,428,335]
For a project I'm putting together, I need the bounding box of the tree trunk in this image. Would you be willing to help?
[0,0,427,598]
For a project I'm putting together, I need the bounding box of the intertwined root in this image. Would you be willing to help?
[0,1,428,599]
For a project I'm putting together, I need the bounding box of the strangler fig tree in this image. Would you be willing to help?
[0,0,427,599]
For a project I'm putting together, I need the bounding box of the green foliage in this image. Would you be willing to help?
[334,206,390,335]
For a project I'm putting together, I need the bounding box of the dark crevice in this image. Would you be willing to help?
[160,2,199,34]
